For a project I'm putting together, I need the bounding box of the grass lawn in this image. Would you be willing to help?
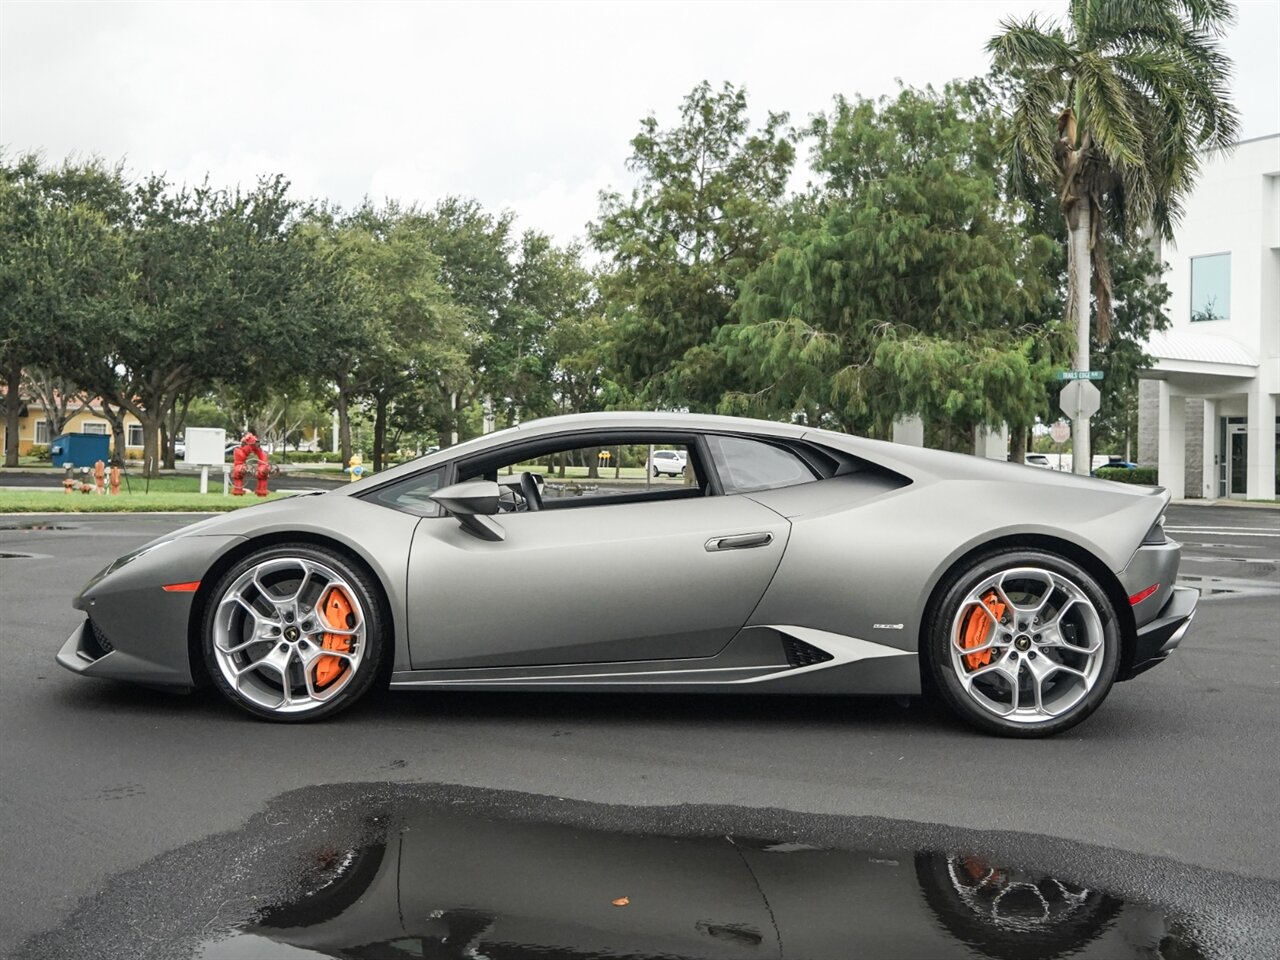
[0,489,293,513]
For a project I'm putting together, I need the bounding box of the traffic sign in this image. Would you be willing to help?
[1057,370,1104,381]
[1049,420,1070,444]
[1059,380,1101,421]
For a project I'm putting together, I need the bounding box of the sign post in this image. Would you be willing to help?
[1059,381,1101,474]
[184,427,228,495]
[1057,371,1103,474]
[1049,420,1070,471]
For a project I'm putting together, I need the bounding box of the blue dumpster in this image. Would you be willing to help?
[48,433,111,468]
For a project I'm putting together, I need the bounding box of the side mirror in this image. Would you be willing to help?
[430,480,506,542]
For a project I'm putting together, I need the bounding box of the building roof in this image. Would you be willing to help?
[1145,329,1258,368]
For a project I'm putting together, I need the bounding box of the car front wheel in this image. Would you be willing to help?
[925,549,1120,737]
[202,544,387,722]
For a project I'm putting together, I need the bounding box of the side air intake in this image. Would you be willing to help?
[781,635,834,668]
[85,618,116,658]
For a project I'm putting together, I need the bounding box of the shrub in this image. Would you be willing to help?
[1096,467,1158,485]
[28,444,51,461]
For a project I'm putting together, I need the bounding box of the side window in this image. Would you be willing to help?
[460,439,708,510]
[706,435,817,494]
[364,467,444,517]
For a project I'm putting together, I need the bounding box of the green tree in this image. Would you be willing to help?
[47,169,305,476]
[988,0,1238,470]
[351,210,468,472]
[505,233,596,422]
[295,204,469,469]
[1,156,135,465]
[592,81,795,409]
[419,198,516,445]
[721,84,1061,448]
[0,154,57,466]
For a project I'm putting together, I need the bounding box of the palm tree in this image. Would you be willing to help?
[988,0,1238,472]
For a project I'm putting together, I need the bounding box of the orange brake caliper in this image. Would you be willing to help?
[315,586,354,688]
[960,591,1005,671]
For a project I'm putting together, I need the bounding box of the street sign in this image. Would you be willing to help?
[1057,370,1104,381]
[1059,380,1101,421]
[1049,420,1070,444]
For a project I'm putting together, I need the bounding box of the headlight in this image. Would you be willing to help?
[106,538,174,574]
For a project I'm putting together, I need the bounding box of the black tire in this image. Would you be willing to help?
[925,548,1120,738]
[202,543,389,722]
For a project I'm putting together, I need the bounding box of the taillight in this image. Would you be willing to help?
[1129,584,1160,606]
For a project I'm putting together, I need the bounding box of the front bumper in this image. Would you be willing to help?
[55,533,247,689]
[57,619,194,688]
[1120,585,1198,680]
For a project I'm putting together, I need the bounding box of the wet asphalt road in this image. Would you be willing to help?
[1,503,1277,957]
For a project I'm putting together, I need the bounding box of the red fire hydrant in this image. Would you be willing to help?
[231,433,271,497]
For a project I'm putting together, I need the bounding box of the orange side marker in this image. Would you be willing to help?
[162,581,201,593]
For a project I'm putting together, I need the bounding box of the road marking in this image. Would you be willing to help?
[1166,528,1279,538]
[1183,555,1280,564]
[1166,525,1279,532]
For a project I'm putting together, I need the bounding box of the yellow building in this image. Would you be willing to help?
[2,396,144,458]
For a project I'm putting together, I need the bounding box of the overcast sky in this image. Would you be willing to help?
[2,0,1277,246]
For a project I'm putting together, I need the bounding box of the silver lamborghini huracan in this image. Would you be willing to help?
[57,412,1196,736]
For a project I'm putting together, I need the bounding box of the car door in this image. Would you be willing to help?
[406,494,790,669]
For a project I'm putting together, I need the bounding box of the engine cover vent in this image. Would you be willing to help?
[782,635,834,668]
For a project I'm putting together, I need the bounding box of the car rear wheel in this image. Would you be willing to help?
[202,544,387,722]
[925,549,1119,737]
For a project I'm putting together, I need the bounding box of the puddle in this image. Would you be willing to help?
[205,829,1194,960]
[18,783,1278,960]
[1177,573,1279,599]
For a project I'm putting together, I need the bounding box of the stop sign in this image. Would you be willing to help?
[1050,420,1070,444]
[1059,380,1101,421]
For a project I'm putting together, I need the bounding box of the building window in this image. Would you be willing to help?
[34,420,49,444]
[1190,253,1230,322]
[127,424,143,447]
[81,421,109,435]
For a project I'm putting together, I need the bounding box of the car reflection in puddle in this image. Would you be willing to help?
[24,782,1274,960]
[202,807,1204,960]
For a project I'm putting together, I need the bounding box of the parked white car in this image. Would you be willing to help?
[647,449,687,477]
[1024,454,1054,469]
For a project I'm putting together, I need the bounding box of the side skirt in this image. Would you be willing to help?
[389,625,921,695]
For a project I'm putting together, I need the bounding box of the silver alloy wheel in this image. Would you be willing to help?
[949,566,1104,725]
[211,556,367,715]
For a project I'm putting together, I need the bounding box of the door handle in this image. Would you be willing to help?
[705,532,774,552]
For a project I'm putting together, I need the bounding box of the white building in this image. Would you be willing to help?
[1138,134,1280,501]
